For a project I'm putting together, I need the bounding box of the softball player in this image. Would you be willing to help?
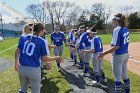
[50,25,66,71]
[98,13,130,93]
[65,27,73,60]
[73,26,91,75]
[15,23,63,93]
[21,23,33,35]
[68,28,78,64]
[74,32,84,67]
[82,26,107,84]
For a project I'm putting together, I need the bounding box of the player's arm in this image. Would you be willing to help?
[50,34,53,45]
[15,48,20,72]
[48,44,57,48]
[63,34,67,46]
[42,56,63,63]
[102,28,120,55]
[83,49,95,53]
[97,29,120,60]
[73,33,85,51]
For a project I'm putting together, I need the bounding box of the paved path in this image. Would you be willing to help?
[61,59,114,93]
[0,57,14,72]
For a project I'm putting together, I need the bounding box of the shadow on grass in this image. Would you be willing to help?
[41,77,60,93]
[41,75,73,93]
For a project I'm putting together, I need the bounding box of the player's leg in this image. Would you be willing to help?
[29,67,41,93]
[92,53,100,83]
[69,46,73,61]
[58,45,63,68]
[83,46,91,73]
[73,48,77,65]
[122,53,130,93]
[98,58,107,82]
[54,47,60,68]
[41,62,44,80]
[18,66,29,93]
[77,49,84,68]
[112,54,123,93]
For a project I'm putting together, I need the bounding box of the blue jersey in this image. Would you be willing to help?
[18,34,50,67]
[50,32,66,46]
[68,31,75,42]
[111,26,129,55]
[91,36,103,53]
[76,38,84,49]
[79,32,91,47]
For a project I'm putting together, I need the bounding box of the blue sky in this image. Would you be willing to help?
[1,0,40,14]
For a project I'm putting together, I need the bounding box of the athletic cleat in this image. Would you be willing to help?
[92,80,98,84]
[72,63,76,66]
[103,78,107,83]
[92,80,101,86]
[81,72,90,76]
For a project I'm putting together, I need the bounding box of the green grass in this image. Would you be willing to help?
[0,38,18,61]
[0,33,140,93]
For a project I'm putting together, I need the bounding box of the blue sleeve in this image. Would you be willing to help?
[50,34,53,41]
[116,31,121,47]
[18,36,23,49]
[41,40,48,56]
[68,33,72,42]
[80,34,86,45]
[62,33,66,42]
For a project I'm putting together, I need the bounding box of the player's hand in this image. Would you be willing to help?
[15,62,20,72]
[80,49,84,54]
[65,44,69,47]
[68,42,72,46]
[56,56,64,63]
[97,53,105,60]
[45,62,51,70]
[71,48,76,52]
[54,45,57,48]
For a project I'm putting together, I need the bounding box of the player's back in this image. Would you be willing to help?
[115,27,129,55]
[18,34,48,67]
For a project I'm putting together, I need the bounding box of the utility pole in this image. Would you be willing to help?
[0,14,4,38]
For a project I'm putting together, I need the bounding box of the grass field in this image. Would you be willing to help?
[0,33,140,93]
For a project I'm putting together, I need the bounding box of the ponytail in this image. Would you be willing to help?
[114,13,126,27]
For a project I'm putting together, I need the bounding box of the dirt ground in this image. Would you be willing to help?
[103,42,140,76]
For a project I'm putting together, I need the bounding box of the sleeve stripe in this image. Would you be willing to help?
[111,27,121,45]
[43,39,50,56]
[91,37,95,49]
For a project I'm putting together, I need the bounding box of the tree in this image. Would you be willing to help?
[42,0,76,30]
[25,4,47,24]
[65,5,82,26]
[53,1,73,26]
[42,1,55,30]
[120,5,133,16]
[88,14,103,29]
[76,11,88,27]
[91,3,111,31]
[128,12,140,29]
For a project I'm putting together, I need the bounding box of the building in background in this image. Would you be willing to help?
[0,2,27,37]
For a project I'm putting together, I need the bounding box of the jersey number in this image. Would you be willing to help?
[23,41,35,56]
[123,32,129,44]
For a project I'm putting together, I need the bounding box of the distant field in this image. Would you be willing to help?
[0,33,140,93]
